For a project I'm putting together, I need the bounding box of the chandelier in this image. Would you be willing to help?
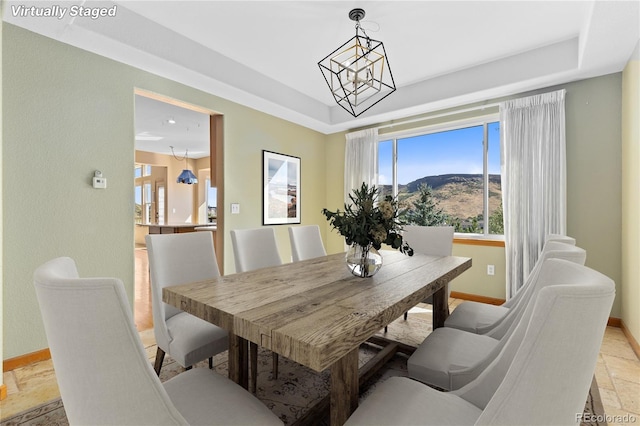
[170,146,198,185]
[318,8,396,117]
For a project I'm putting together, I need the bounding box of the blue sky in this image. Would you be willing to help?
[379,122,500,185]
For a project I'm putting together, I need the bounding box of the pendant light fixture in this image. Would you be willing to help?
[170,146,198,185]
[318,8,396,117]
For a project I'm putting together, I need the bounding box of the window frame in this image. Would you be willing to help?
[378,114,503,240]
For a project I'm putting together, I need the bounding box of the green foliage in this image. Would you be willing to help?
[453,216,481,233]
[400,183,448,226]
[322,183,413,255]
[488,202,504,234]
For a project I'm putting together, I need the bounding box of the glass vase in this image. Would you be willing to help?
[345,244,383,278]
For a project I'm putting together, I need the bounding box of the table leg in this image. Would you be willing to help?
[228,332,249,389]
[432,282,450,329]
[250,342,258,394]
[330,347,359,426]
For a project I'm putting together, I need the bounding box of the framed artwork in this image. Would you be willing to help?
[263,150,301,225]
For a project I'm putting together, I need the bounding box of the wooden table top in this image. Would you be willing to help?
[163,251,471,372]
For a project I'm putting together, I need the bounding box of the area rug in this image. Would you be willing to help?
[1,313,607,426]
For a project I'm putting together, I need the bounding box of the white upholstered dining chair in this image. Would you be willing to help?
[288,225,327,262]
[145,232,228,375]
[346,258,615,425]
[230,227,282,389]
[403,225,454,307]
[407,241,587,390]
[385,225,454,332]
[33,257,282,425]
[444,236,580,334]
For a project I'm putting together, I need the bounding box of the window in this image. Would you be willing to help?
[156,184,165,224]
[205,178,217,223]
[134,184,142,224]
[378,117,502,236]
[143,181,152,224]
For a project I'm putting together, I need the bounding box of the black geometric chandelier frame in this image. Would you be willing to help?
[318,8,396,117]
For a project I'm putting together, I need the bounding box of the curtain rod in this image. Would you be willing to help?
[377,101,501,132]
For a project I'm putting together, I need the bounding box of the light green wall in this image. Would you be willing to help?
[222,106,327,271]
[2,24,325,359]
[622,42,640,344]
[562,74,623,317]
[450,244,506,299]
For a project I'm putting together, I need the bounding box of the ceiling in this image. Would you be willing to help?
[134,94,211,159]
[4,0,640,141]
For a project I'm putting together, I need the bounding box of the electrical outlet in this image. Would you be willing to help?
[487,265,495,276]
[231,203,240,214]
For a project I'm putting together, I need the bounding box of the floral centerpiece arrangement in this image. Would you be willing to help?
[322,183,413,277]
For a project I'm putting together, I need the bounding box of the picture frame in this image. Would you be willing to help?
[263,150,301,225]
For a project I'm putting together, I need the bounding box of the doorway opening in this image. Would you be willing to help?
[133,89,224,331]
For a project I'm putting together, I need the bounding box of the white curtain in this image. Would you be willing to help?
[344,128,379,205]
[500,89,566,299]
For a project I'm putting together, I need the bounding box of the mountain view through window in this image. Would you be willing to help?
[378,121,502,235]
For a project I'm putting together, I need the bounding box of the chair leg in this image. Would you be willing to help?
[404,311,408,321]
[154,347,165,376]
[250,342,258,394]
[384,326,388,333]
[272,353,279,380]
[209,356,213,369]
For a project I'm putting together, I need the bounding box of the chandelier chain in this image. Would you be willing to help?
[169,146,189,162]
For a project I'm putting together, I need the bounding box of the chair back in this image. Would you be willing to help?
[289,225,327,261]
[449,248,584,388]
[33,257,187,425]
[403,226,454,256]
[545,233,576,246]
[231,227,283,272]
[456,259,614,425]
[492,241,586,335]
[145,232,221,352]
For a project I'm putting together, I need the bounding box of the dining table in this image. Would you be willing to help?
[163,250,472,425]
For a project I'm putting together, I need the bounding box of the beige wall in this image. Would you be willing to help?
[622,41,640,344]
[2,24,326,359]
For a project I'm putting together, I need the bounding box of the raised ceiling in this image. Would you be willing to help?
[4,0,640,134]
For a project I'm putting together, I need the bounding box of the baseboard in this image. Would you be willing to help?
[607,317,622,327]
[3,348,51,372]
[450,290,505,306]
[620,320,640,359]
[0,383,7,400]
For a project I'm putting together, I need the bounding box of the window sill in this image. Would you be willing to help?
[453,235,505,247]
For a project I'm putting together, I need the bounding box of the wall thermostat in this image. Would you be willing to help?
[93,170,107,189]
